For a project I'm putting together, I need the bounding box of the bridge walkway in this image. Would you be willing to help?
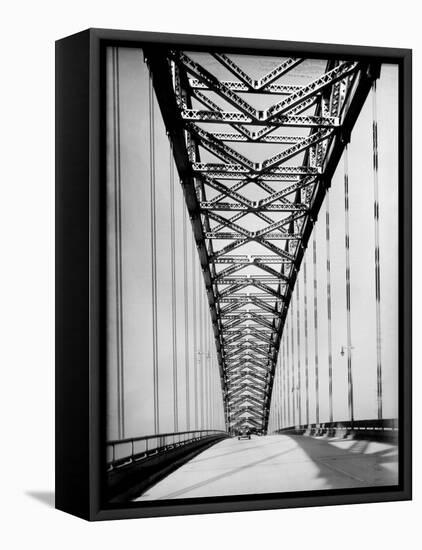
[135,434,398,501]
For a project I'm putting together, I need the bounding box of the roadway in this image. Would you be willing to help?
[135,433,398,501]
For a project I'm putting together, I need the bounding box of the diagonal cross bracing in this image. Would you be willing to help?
[146,47,379,431]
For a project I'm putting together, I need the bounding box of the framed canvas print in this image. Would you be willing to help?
[55,28,412,521]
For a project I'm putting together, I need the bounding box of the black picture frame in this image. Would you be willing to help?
[55,28,412,521]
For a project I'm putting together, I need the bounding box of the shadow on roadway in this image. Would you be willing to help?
[282,433,398,486]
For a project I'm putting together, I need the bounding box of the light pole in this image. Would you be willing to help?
[340,345,354,357]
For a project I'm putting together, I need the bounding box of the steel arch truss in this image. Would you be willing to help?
[146,47,379,431]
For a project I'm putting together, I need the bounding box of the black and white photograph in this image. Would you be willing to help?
[2,0,420,543]
[105,43,401,504]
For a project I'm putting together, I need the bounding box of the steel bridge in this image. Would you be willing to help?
[106,46,399,502]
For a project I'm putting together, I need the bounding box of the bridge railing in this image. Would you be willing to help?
[274,418,398,440]
[107,429,228,471]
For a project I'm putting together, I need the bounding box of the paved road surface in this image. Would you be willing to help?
[135,434,398,501]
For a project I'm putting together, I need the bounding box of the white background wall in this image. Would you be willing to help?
[0,1,419,549]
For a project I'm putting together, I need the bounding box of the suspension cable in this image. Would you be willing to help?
[192,235,198,429]
[312,231,320,427]
[272,366,276,431]
[211,345,214,428]
[303,255,310,427]
[208,316,213,427]
[170,149,178,432]
[286,317,291,426]
[344,146,354,424]
[290,293,296,426]
[199,267,204,429]
[204,296,209,428]
[283,337,286,428]
[112,47,125,439]
[149,75,159,434]
[278,352,282,430]
[276,374,279,432]
[296,281,302,427]
[372,81,383,420]
[183,207,190,430]
[208,299,211,428]
[326,193,333,423]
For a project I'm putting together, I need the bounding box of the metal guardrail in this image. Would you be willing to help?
[275,418,398,437]
[107,429,228,471]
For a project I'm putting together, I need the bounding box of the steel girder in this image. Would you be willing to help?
[146,47,379,431]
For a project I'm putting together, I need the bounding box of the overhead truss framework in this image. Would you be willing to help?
[146,47,379,431]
